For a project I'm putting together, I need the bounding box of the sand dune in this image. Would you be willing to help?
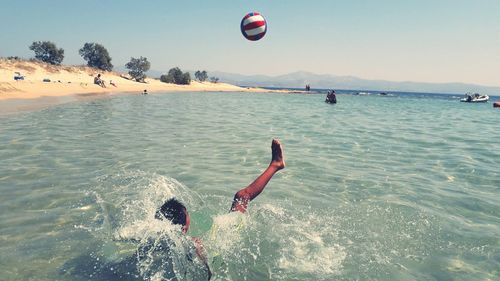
[0,59,269,101]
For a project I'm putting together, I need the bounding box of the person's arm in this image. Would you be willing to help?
[192,237,212,280]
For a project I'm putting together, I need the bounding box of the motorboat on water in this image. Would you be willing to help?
[460,93,489,103]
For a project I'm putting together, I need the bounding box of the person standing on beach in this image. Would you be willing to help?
[154,139,285,280]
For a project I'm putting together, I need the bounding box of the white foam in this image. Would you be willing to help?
[99,172,208,280]
[203,203,346,279]
[276,212,346,276]
[205,212,248,255]
[91,171,347,279]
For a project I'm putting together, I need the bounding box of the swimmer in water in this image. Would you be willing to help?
[155,139,285,280]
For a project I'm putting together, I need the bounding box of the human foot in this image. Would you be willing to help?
[270,139,285,170]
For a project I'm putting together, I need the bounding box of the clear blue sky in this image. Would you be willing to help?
[1,0,499,86]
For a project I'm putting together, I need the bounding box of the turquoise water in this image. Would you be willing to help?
[0,92,498,281]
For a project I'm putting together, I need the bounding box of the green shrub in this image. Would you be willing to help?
[79,43,113,71]
[125,56,150,82]
[195,70,208,82]
[160,67,191,85]
[29,41,64,65]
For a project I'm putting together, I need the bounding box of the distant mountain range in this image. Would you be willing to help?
[127,67,500,95]
[208,70,500,95]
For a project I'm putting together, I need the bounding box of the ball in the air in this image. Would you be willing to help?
[241,12,267,41]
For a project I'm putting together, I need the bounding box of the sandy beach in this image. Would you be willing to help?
[0,59,273,102]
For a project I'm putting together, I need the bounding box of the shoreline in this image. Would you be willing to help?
[0,59,284,102]
[0,87,284,116]
[0,86,284,116]
[0,77,275,101]
[0,75,274,102]
[0,59,297,115]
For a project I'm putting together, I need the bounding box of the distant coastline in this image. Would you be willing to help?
[210,70,500,96]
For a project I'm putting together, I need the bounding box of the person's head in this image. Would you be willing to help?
[155,198,190,233]
[97,74,101,78]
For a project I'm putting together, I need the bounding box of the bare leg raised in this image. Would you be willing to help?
[230,139,285,213]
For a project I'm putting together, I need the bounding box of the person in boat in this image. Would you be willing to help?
[154,139,285,280]
[325,90,337,104]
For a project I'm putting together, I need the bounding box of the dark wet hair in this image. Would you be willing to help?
[155,198,187,226]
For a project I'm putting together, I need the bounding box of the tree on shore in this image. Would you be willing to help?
[125,56,150,82]
[194,70,208,82]
[79,43,113,71]
[29,41,64,65]
[160,67,191,85]
[210,76,219,83]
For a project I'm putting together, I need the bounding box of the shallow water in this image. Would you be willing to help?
[0,92,499,280]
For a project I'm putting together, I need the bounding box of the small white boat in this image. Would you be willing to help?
[460,93,489,103]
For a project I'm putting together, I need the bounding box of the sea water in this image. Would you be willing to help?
[0,91,498,281]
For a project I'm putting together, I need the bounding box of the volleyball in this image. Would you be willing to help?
[240,12,267,41]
